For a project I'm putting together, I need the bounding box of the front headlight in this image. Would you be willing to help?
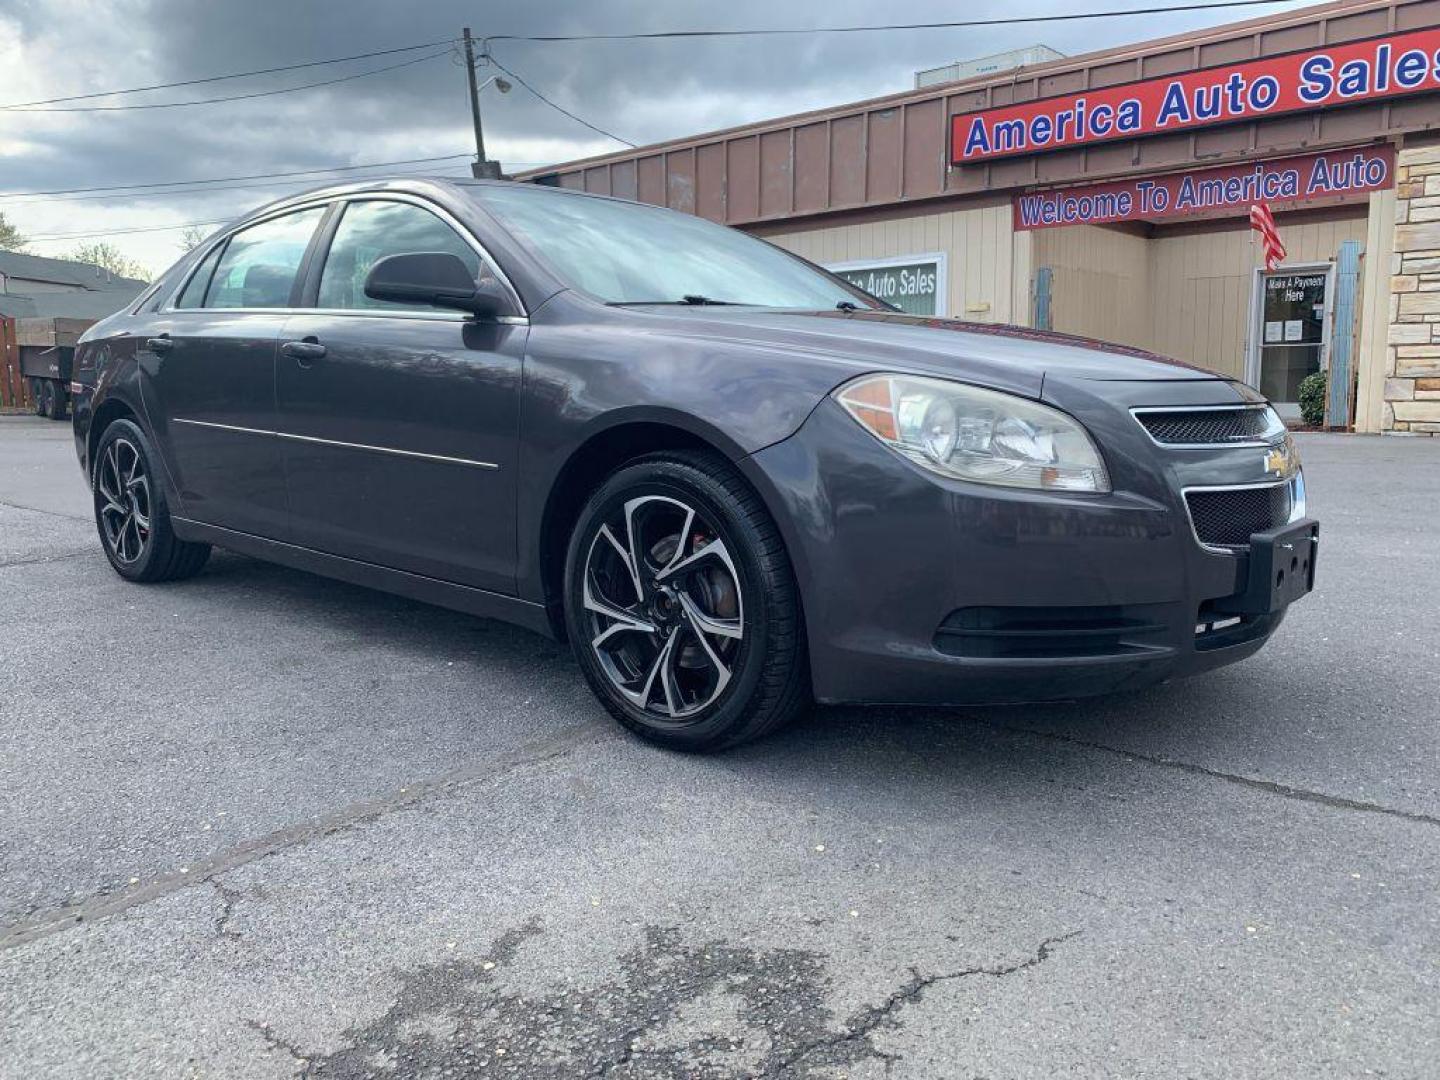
[834,374,1110,493]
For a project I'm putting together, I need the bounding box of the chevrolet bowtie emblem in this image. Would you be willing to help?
[1263,446,1289,477]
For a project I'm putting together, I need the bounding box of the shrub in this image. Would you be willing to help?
[1298,370,1327,427]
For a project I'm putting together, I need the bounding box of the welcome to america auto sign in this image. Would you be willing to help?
[953,28,1440,164]
[1012,146,1395,231]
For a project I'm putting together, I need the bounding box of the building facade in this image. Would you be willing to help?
[519,0,1440,434]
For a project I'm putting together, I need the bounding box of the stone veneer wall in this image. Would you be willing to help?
[1387,147,1440,435]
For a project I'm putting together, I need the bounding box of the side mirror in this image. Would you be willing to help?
[363,251,515,319]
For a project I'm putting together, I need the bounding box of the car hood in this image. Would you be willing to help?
[646,307,1218,396]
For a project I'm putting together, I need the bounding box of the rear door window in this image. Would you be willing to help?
[175,244,223,309]
[203,207,325,309]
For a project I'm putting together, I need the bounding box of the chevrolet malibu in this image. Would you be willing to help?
[71,179,1317,751]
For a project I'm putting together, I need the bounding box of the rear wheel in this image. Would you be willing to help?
[564,451,808,752]
[93,418,211,583]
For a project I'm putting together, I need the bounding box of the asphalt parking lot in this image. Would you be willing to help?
[1,413,1437,1079]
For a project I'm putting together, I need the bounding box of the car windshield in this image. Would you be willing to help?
[473,184,878,310]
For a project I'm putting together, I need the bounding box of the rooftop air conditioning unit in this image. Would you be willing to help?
[915,44,1066,89]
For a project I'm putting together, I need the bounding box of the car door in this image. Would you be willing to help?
[275,196,524,594]
[140,205,328,541]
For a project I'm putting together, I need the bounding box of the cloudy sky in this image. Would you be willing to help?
[0,0,1313,275]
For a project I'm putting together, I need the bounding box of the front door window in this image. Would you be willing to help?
[1257,270,1328,407]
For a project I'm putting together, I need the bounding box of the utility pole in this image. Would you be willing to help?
[462,28,502,179]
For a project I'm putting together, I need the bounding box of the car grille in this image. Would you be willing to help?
[1185,484,1293,550]
[1136,407,1274,445]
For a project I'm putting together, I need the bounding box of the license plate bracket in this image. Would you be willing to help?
[1214,518,1319,616]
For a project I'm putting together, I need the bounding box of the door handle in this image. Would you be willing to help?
[146,335,173,352]
[281,338,327,363]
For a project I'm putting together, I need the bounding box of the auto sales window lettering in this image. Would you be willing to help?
[473,185,869,310]
[202,207,326,309]
[827,256,944,317]
[318,201,483,311]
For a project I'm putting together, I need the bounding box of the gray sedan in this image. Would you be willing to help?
[70,178,1316,750]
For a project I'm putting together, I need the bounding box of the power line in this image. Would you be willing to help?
[485,56,635,148]
[7,49,450,113]
[0,153,476,200]
[0,37,458,110]
[25,218,237,243]
[482,0,1301,44]
[1,0,1297,112]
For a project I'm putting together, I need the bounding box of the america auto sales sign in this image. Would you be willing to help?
[1012,146,1395,231]
[952,28,1440,164]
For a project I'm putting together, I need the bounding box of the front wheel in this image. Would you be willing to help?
[564,451,808,752]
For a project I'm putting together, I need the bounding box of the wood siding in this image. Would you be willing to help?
[1147,215,1370,378]
[1033,226,1153,350]
[1034,214,1369,378]
[764,206,1367,379]
[763,203,1023,324]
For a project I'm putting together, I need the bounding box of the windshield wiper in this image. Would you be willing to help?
[836,300,860,311]
[608,295,754,306]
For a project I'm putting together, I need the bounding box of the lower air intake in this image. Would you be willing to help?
[1185,484,1292,550]
[934,605,1169,660]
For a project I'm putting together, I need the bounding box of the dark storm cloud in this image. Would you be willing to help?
[0,0,1308,268]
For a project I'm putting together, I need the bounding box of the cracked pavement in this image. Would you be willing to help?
[1,415,1438,1078]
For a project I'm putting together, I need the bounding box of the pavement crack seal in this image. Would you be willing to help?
[245,1018,310,1069]
[211,880,243,941]
[0,723,612,952]
[0,497,91,523]
[996,724,1440,829]
[767,931,1082,1078]
[0,549,94,570]
[295,923,1079,1078]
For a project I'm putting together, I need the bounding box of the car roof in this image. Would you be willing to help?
[242,175,637,224]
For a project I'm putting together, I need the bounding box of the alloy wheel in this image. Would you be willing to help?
[582,494,744,720]
[97,438,152,565]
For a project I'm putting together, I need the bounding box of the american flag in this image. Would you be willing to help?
[1249,202,1286,271]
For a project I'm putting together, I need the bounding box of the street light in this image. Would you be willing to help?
[461,28,511,179]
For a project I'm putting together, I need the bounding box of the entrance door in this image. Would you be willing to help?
[1250,266,1332,416]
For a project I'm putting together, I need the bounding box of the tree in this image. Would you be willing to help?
[0,212,27,252]
[67,241,151,283]
[177,225,208,253]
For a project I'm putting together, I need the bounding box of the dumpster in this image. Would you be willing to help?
[17,318,91,420]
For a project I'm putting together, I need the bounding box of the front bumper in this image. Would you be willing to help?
[746,379,1314,706]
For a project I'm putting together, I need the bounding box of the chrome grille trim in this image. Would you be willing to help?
[1181,477,1302,555]
[1131,403,1282,449]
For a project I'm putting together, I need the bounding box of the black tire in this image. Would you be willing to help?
[46,381,67,420]
[35,379,52,417]
[563,450,808,752]
[93,418,212,583]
